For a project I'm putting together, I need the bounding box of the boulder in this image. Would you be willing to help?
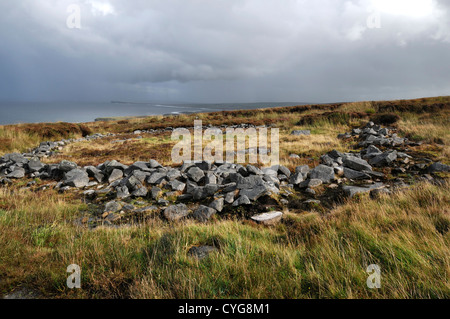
[309,165,335,183]
[342,183,385,198]
[193,205,217,222]
[369,151,398,167]
[427,162,450,173]
[64,169,89,188]
[291,130,311,136]
[251,212,283,225]
[343,156,372,171]
[209,198,225,212]
[188,246,218,260]
[108,169,124,183]
[59,160,77,173]
[163,204,189,221]
[232,195,251,206]
[27,158,44,173]
[239,184,270,201]
[343,168,372,180]
[187,166,205,182]
[6,167,26,179]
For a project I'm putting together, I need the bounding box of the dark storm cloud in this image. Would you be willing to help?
[0,0,449,103]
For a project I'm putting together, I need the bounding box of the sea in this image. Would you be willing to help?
[0,101,308,125]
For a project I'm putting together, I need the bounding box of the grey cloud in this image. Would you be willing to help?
[0,0,449,103]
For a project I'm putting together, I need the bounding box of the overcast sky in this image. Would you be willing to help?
[0,0,449,103]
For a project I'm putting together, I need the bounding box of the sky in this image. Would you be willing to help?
[0,0,449,103]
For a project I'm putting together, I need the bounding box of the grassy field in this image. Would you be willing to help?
[0,96,449,299]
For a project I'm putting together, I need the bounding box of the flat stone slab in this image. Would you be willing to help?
[342,182,385,198]
[251,211,283,225]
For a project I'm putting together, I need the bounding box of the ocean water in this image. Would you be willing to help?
[0,102,306,125]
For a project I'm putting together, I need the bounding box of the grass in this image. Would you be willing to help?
[0,180,448,299]
[0,95,449,299]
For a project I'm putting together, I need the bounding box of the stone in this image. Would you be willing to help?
[27,158,44,172]
[224,192,235,204]
[59,160,77,172]
[147,172,167,185]
[187,166,205,182]
[291,130,311,136]
[244,165,262,176]
[104,201,122,213]
[115,185,130,199]
[278,165,291,177]
[232,195,251,206]
[239,184,270,201]
[343,168,372,180]
[85,166,105,183]
[108,169,124,183]
[343,156,372,172]
[370,188,392,199]
[251,212,283,225]
[369,151,398,167]
[148,159,162,168]
[342,183,385,198]
[168,180,186,192]
[6,167,25,179]
[188,246,218,260]
[151,187,162,200]
[163,204,189,221]
[209,198,224,212]
[299,179,323,189]
[289,172,304,185]
[132,187,148,198]
[309,165,335,183]
[64,169,89,188]
[427,162,450,173]
[193,205,217,222]
[237,175,264,189]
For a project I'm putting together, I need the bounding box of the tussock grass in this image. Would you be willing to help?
[0,181,448,299]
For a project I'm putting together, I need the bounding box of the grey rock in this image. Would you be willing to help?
[147,172,167,185]
[108,169,124,183]
[369,151,398,167]
[299,179,323,189]
[163,204,189,221]
[343,156,372,172]
[187,166,205,182]
[132,187,148,198]
[6,167,25,179]
[232,195,251,206]
[289,172,304,185]
[104,201,123,213]
[209,198,225,212]
[27,158,44,172]
[148,159,162,168]
[64,169,89,188]
[342,183,385,198]
[193,205,217,222]
[291,130,311,136]
[59,160,77,172]
[151,187,162,200]
[168,180,186,192]
[116,185,130,199]
[239,184,270,201]
[344,168,372,180]
[309,165,335,183]
[246,164,263,175]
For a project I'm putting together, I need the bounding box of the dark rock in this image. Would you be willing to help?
[343,168,372,180]
[193,205,217,222]
[6,167,26,179]
[188,246,218,260]
[369,151,398,167]
[427,162,450,173]
[309,165,335,183]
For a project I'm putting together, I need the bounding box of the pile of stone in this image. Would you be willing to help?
[1,121,449,227]
[132,123,272,136]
